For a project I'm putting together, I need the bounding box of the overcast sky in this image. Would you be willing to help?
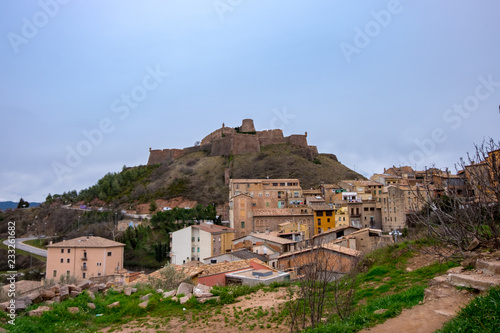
[1,1,499,203]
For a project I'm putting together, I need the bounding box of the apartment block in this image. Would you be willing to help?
[46,236,125,280]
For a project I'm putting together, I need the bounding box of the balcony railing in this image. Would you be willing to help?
[81,257,88,261]
[81,266,87,271]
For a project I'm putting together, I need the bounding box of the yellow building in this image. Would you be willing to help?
[313,206,336,235]
[335,206,350,227]
[278,221,310,240]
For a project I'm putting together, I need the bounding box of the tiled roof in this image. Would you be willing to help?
[277,243,362,259]
[200,258,271,277]
[311,226,360,239]
[234,233,297,245]
[253,208,312,217]
[231,249,269,261]
[47,236,124,248]
[193,223,234,234]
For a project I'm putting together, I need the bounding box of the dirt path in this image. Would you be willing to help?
[360,252,475,333]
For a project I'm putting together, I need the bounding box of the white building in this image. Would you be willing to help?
[170,223,235,265]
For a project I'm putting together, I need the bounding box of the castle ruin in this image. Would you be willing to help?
[147,119,319,165]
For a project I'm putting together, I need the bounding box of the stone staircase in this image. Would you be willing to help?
[446,259,500,291]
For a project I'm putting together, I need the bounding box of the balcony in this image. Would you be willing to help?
[81,266,87,271]
[81,257,88,261]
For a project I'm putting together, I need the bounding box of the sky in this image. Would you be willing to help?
[1,0,499,203]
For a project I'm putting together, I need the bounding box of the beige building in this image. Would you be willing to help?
[229,179,312,238]
[229,179,304,209]
[46,236,125,280]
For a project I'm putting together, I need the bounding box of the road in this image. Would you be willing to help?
[2,237,48,257]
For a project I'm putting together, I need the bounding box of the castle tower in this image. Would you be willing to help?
[240,119,256,133]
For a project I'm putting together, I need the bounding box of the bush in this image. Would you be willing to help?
[147,264,191,291]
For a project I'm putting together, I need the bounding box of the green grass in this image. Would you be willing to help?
[23,239,47,250]
[436,287,500,333]
[306,241,459,333]
[0,280,291,332]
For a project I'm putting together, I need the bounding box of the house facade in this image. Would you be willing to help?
[46,236,125,280]
[170,223,235,265]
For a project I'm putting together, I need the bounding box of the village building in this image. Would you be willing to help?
[233,232,298,254]
[170,223,235,265]
[277,243,362,277]
[46,236,125,280]
[203,248,269,264]
[313,205,336,235]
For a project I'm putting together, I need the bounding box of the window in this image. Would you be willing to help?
[339,217,341,221]
[213,238,215,242]
[192,247,195,252]
[66,270,70,277]
[67,249,71,253]
[326,211,332,216]
[272,183,278,186]
[97,263,102,266]
[241,221,245,228]
[317,219,321,226]
[266,202,270,207]
[327,218,330,222]
[107,252,112,256]
[197,237,200,242]
[197,247,200,253]
[192,237,195,242]
[67,258,70,263]
[83,273,86,279]
[61,249,64,254]
[53,270,57,278]
[259,193,262,197]
[98,273,101,276]
[60,258,63,263]
[316,211,324,217]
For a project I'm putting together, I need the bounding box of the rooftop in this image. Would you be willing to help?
[234,232,297,245]
[277,243,362,260]
[193,223,234,234]
[46,236,125,248]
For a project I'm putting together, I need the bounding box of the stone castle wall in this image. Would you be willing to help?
[232,133,261,155]
[148,148,184,165]
[147,119,318,165]
[200,127,236,146]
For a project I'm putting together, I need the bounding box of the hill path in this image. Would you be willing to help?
[359,284,472,333]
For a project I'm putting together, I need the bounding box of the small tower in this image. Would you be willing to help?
[240,119,256,133]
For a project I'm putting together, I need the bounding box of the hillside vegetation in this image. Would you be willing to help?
[47,143,363,207]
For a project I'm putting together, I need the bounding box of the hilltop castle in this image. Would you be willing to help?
[147,119,319,165]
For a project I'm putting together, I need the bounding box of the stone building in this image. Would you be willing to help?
[228,178,313,237]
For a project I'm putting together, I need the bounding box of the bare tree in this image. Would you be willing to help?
[407,138,500,258]
[284,240,361,331]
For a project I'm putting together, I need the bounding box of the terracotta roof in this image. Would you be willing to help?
[193,223,234,234]
[253,208,312,217]
[277,243,362,260]
[200,258,271,277]
[46,236,124,248]
[311,226,360,239]
[234,233,297,245]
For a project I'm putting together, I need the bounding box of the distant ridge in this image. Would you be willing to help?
[0,201,41,211]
